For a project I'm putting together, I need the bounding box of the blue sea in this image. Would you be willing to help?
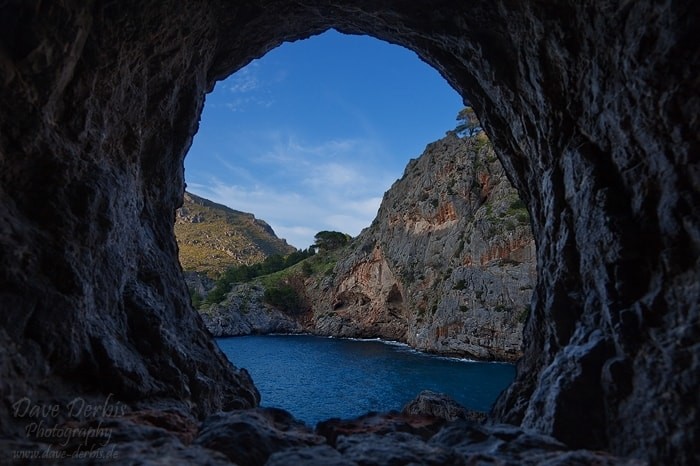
[217,334,515,426]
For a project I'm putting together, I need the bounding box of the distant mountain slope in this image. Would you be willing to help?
[175,192,296,277]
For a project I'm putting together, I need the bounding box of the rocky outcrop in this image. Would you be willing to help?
[200,283,302,336]
[195,408,325,465]
[402,390,487,423]
[184,271,215,298]
[0,1,697,464]
[307,133,535,361]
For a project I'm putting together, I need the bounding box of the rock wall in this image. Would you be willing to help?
[0,1,697,463]
[0,1,261,432]
[308,133,535,362]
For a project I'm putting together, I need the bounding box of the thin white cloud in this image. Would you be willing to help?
[346,196,383,217]
[187,129,399,249]
[220,61,283,112]
[227,63,260,93]
[213,154,258,182]
[304,163,362,188]
[324,213,374,235]
[224,95,274,112]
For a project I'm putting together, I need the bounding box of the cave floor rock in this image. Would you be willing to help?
[1,406,644,465]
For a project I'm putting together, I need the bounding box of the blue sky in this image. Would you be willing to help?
[185,30,463,249]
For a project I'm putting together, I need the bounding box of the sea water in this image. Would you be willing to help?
[217,334,515,426]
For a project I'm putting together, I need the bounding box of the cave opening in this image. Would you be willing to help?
[180,28,533,420]
[182,29,467,251]
[1,2,696,463]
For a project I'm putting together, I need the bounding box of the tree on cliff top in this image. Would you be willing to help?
[313,231,351,252]
[456,106,482,138]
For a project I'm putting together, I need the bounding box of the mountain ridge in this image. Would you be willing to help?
[175,191,296,277]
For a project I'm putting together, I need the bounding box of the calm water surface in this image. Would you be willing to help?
[217,334,515,426]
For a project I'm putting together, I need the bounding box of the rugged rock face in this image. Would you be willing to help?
[201,283,302,337]
[402,390,487,423]
[0,406,641,465]
[307,133,535,361]
[184,270,215,299]
[0,1,697,464]
[176,192,295,277]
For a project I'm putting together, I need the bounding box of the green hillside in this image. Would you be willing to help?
[175,192,296,277]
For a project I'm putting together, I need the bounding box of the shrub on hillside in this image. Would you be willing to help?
[263,274,308,314]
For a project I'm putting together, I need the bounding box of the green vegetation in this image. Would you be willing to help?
[257,244,344,286]
[203,282,231,306]
[459,305,469,313]
[453,279,467,291]
[301,261,314,277]
[189,287,204,308]
[313,231,351,252]
[509,198,526,210]
[518,306,530,323]
[197,236,348,310]
[455,106,482,138]
[203,248,315,306]
[258,246,349,313]
[264,282,306,314]
[506,197,530,225]
[474,132,492,151]
[483,192,530,235]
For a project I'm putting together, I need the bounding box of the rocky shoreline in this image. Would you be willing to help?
[198,295,518,364]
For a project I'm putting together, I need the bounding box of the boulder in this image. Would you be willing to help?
[402,390,487,423]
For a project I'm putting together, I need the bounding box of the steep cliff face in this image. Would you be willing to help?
[307,133,535,361]
[176,192,295,277]
[0,1,697,463]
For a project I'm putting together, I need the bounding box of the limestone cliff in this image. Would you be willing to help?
[306,133,535,361]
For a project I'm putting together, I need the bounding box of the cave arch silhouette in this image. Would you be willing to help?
[0,1,697,464]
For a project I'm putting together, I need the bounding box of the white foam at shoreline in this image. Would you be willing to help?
[261,332,514,365]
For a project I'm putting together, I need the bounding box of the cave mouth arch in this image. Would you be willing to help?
[0,2,696,463]
[184,29,465,252]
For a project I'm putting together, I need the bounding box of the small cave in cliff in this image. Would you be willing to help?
[0,1,697,465]
[386,285,403,306]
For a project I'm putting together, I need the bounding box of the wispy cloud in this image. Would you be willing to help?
[219,60,286,112]
[188,131,398,249]
[225,96,275,112]
[228,68,259,93]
